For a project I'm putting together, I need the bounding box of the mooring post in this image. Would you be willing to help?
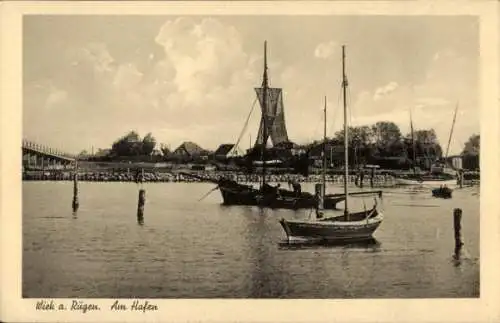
[453,208,463,259]
[72,162,79,212]
[137,188,146,224]
[359,168,364,188]
[370,168,375,188]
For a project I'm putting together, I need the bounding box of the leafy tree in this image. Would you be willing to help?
[461,134,480,170]
[371,121,402,144]
[369,122,403,158]
[462,134,480,155]
[160,143,171,156]
[402,128,443,168]
[111,131,144,157]
[142,132,156,155]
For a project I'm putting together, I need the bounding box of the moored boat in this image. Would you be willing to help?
[216,177,378,209]
[394,174,457,188]
[279,203,383,242]
[431,185,453,199]
[279,45,383,242]
[393,102,460,187]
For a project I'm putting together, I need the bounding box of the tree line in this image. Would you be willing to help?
[305,121,457,164]
[79,123,480,168]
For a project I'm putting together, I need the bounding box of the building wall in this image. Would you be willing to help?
[451,156,463,169]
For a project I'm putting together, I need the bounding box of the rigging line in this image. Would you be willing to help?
[232,97,258,154]
[328,81,342,139]
[346,84,359,166]
[444,103,459,160]
[311,109,323,142]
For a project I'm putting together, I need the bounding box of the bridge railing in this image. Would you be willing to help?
[22,138,76,159]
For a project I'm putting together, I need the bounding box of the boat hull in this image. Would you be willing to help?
[219,184,345,209]
[394,177,457,188]
[279,211,383,242]
[219,185,259,206]
[432,187,453,199]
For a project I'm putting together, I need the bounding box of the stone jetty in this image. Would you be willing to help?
[23,169,397,185]
[22,169,479,186]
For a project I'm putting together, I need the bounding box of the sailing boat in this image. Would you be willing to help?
[393,104,458,188]
[279,45,383,242]
[185,41,380,209]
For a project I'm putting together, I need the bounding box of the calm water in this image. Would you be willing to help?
[23,181,479,298]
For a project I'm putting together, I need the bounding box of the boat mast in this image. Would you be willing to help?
[445,102,459,160]
[260,41,269,189]
[322,96,327,206]
[342,45,349,219]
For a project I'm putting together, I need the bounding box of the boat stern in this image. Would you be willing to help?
[279,218,292,240]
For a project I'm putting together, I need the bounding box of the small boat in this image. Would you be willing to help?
[432,186,453,199]
[394,174,457,188]
[280,45,383,242]
[394,103,460,187]
[279,201,383,242]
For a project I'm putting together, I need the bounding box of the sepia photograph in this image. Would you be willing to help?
[1,1,499,322]
[21,13,481,299]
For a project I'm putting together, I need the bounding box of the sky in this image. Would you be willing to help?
[23,15,479,155]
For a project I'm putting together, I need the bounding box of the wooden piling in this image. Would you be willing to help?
[453,208,463,258]
[370,168,375,188]
[72,172,79,212]
[137,189,146,224]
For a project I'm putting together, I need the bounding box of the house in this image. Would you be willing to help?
[308,143,344,164]
[444,154,479,170]
[94,148,111,157]
[289,142,307,156]
[441,155,463,170]
[151,149,163,157]
[213,144,235,160]
[172,141,210,161]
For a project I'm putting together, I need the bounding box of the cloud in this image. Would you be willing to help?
[113,63,144,91]
[416,97,450,107]
[22,18,477,156]
[151,17,260,128]
[373,81,399,101]
[45,86,68,109]
[23,17,264,151]
[349,48,476,155]
[314,41,337,59]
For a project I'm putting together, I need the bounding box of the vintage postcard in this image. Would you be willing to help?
[1,0,499,322]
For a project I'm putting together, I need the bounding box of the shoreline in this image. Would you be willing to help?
[22,169,480,186]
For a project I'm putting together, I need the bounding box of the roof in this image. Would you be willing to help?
[309,143,344,156]
[94,149,111,157]
[445,155,464,159]
[214,144,235,156]
[173,141,207,156]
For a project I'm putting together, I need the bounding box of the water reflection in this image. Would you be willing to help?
[241,207,288,298]
[278,237,381,251]
[23,182,479,298]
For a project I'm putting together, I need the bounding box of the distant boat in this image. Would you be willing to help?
[394,174,456,187]
[394,103,459,188]
[431,186,453,199]
[279,46,384,242]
